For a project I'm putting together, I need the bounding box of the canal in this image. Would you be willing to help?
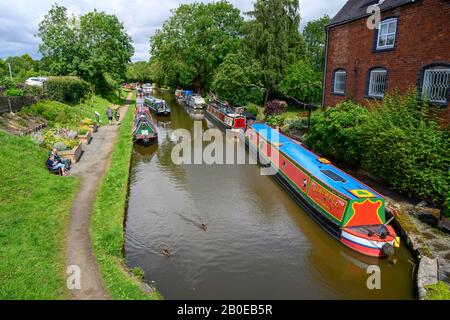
[124,91,415,300]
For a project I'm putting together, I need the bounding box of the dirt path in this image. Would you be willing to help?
[66,94,131,300]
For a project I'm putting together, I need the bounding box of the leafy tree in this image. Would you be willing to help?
[38,4,134,91]
[302,15,330,70]
[0,59,7,79]
[126,62,153,83]
[150,1,243,93]
[279,60,323,103]
[212,53,263,106]
[243,0,305,100]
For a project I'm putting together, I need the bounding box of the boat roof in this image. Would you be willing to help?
[251,123,383,201]
[145,96,165,104]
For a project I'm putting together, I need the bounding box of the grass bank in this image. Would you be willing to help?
[91,92,162,300]
[0,131,79,299]
[425,282,450,300]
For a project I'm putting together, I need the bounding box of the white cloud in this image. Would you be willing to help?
[0,0,346,62]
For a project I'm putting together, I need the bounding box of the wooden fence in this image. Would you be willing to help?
[0,95,46,114]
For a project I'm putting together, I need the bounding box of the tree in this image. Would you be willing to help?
[302,15,330,70]
[243,0,305,100]
[38,4,134,91]
[0,59,7,79]
[279,60,323,103]
[126,62,151,83]
[212,53,264,106]
[150,1,243,94]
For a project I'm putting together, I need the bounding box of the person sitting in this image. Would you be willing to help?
[49,148,71,170]
[47,155,69,176]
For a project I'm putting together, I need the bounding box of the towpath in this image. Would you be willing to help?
[66,93,131,300]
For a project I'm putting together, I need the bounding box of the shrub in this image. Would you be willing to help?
[304,101,369,166]
[265,100,287,117]
[5,88,24,97]
[246,103,260,117]
[305,90,450,203]
[24,85,44,96]
[22,100,81,127]
[266,115,284,128]
[45,76,91,104]
[283,118,308,133]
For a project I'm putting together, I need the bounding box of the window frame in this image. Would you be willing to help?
[374,17,398,51]
[332,69,347,95]
[420,65,450,105]
[367,68,388,99]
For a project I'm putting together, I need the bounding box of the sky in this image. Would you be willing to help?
[0,0,347,62]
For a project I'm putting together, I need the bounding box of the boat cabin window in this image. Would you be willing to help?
[320,170,347,183]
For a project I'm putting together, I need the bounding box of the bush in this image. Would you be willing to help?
[305,90,450,203]
[304,101,369,166]
[265,100,287,117]
[22,100,82,127]
[45,76,91,104]
[266,115,284,127]
[246,103,260,117]
[24,85,44,96]
[5,88,24,97]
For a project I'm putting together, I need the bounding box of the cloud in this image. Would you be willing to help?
[0,0,346,62]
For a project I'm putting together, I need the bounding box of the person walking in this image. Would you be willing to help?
[107,107,114,125]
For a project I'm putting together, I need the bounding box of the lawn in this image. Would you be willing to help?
[91,91,162,300]
[0,131,79,299]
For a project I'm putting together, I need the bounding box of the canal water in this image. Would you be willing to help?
[125,91,415,300]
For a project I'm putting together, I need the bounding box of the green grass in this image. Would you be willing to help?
[425,282,450,300]
[0,131,79,299]
[91,91,162,300]
[280,106,309,121]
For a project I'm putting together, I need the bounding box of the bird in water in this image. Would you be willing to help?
[162,249,171,257]
[200,223,208,232]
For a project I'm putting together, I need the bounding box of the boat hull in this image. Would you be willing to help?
[244,127,396,258]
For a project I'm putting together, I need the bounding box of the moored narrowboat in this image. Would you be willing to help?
[205,95,246,132]
[245,123,399,258]
[132,107,158,144]
[144,96,171,116]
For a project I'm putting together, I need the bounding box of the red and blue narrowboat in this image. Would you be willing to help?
[245,123,399,258]
[205,97,246,132]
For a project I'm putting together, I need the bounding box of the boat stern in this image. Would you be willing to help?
[341,225,396,257]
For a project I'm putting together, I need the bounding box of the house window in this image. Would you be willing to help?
[333,70,346,94]
[377,18,397,50]
[368,68,388,98]
[422,67,450,104]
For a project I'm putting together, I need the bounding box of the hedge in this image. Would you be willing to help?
[45,76,91,104]
[305,90,450,203]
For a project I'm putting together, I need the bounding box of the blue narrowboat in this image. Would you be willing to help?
[245,123,399,258]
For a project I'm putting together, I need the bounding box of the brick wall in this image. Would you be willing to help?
[323,0,450,125]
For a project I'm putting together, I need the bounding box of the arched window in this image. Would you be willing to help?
[367,67,388,98]
[421,65,450,104]
[332,69,346,95]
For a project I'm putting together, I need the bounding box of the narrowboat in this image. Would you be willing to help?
[144,96,171,116]
[245,123,399,258]
[205,96,246,132]
[132,107,158,144]
[186,94,206,109]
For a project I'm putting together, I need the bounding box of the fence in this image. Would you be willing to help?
[0,95,46,114]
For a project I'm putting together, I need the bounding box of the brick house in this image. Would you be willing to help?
[323,0,450,124]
